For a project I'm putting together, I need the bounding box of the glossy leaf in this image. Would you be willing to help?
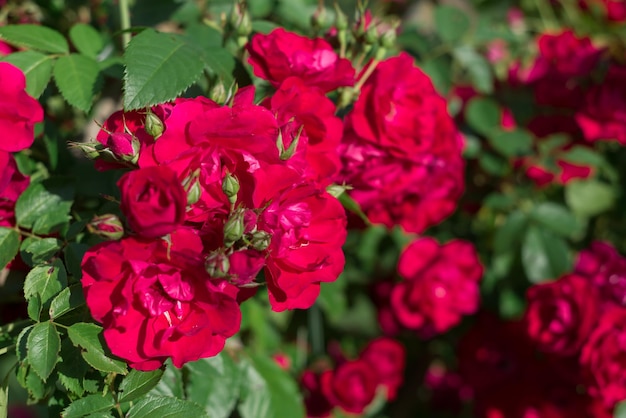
[0,227,20,270]
[0,24,68,54]
[26,322,60,381]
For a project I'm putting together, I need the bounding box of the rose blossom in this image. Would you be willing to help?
[320,359,379,414]
[359,337,405,400]
[524,274,600,356]
[0,151,29,228]
[391,237,483,335]
[576,65,626,145]
[81,229,241,370]
[246,28,355,92]
[339,53,464,233]
[301,369,334,418]
[0,62,44,152]
[118,165,187,238]
[580,307,626,407]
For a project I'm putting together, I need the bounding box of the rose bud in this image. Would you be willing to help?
[222,173,240,205]
[87,214,124,241]
[205,250,230,278]
[224,209,245,247]
[144,110,164,139]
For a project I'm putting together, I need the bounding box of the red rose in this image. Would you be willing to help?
[576,65,626,145]
[0,151,29,227]
[580,307,626,408]
[392,238,483,335]
[537,30,603,78]
[524,274,600,356]
[0,62,43,152]
[81,229,241,370]
[339,53,464,233]
[301,370,334,418]
[254,166,347,311]
[118,166,187,238]
[575,241,626,306]
[246,28,355,92]
[266,77,343,182]
[359,337,405,400]
[320,359,379,414]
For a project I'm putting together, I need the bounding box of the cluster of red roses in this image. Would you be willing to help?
[301,337,405,417]
[460,22,626,187]
[423,241,626,417]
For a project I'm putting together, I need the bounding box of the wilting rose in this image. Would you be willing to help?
[0,62,43,152]
[118,166,187,238]
[246,28,355,92]
[80,229,241,370]
[391,237,483,335]
[524,274,600,356]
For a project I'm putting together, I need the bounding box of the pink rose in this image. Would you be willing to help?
[524,274,600,356]
[246,28,355,92]
[320,359,379,414]
[0,62,43,152]
[392,237,483,335]
[580,307,626,408]
[81,229,241,370]
[359,337,405,400]
[118,166,187,238]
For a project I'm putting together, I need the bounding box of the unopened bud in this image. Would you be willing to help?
[87,214,124,240]
[379,25,397,50]
[277,125,303,160]
[311,6,327,31]
[229,2,252,37]
[224,209,245,247]
[249,230,271,251]
[364,24,378,45]
[108,132,140,164]
[187,180,202,205]
[145,111,164,139]
[210,82,228,104]
[334,3,348,31]
[205,251,230,278]
[222,173,240,205]
[69,141,103,160]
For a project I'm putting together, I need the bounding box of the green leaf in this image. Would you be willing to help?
[67,323,127,375]
[26,322,60,381]
[53,54,101,112]
[421,56,452,95]
[238,354,305,418]
[434,5,471,42]
[69,24,104,58]
[20,237,62,266]
[615,400,626,418]
[0,376,7,418]
[24,259,67,304]
[493,211,528,253]
[453,46,493,93]
[0,24,68,54]
[49,284,85,319]
[186,353,241,418]
[0,227,20,270]
[123,29,204,110]
[465,97,500,137]
[64,243,89,279]
[252,20,279,34]
[16,325,34,363]
[529,202,583,239]
[340,192,371,225]
[521,226,572,283]
[126,396,208,418]
[565,180,616,217]
[57,338,88,397]
[0,51,54,97]
[488,129,533,157]
[118,369,164,403]
[149,360,183,398]
[62,393,116,418]
[15,179,74,234]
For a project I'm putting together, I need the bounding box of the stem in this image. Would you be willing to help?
[13,227,41,240]
[353,58,380,92]
[307,304,324,356]
[119,0,132,49]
